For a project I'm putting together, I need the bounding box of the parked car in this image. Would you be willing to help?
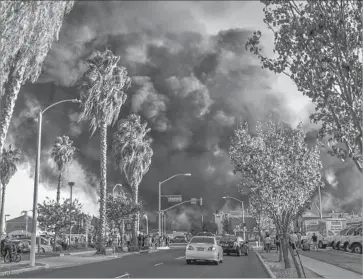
[185,236,223,265]
[346,228,362,254]
[334,226,359,250]
[170,236,187,243]
[330,228,349,248]
[301,230,335,249]
[219,235,249,256]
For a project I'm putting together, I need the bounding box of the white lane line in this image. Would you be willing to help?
[175,256,186,260]
[115,273,130,278]
[154,262,164,266]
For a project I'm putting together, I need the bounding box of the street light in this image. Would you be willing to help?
[158,173,191,237]
[222,196,246,240]
[30,98,81,267]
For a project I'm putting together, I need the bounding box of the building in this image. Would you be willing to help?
[5,215,34,237]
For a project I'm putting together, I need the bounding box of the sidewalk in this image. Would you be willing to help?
[0,249,159,276]
[256,249,362,278]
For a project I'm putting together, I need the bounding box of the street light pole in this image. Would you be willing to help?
[29,99,80,267]
[5,214,10,235]
[318,185,323,219]
[158,173,191,237]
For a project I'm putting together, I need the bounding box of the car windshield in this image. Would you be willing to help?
[221,236,237,242]
[190,237,214,244]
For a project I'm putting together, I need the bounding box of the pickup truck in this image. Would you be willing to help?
[347,229,362,254]
[342,226,362,252]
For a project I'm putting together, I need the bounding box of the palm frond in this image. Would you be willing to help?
[50,135,76,172]
[0,145,22,186]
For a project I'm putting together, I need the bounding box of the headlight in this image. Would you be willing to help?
[187,245,194,250]
[208,246,216,251]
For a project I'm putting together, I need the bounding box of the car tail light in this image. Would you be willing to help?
[208,246,216,251]
[187,245,194,250]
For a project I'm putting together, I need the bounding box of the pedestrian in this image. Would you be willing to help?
[275,234,280,252]
[264,234,271,253]
[289,231,297,250]
[138,233,142,249]
[311,233,318,251]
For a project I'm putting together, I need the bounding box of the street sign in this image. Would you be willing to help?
[167,195,182,203]
[190,198,197,205]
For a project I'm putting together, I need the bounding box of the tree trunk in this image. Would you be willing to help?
[97,121,107,254]
[281,233,291,269]
[0,184,7,238]
[56,171,63,204]
[132,186,139,247]
[289,243,303,278]
[0,65,25,154]
[276,226,282,262]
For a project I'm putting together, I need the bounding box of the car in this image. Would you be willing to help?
[302,231,336,249]
[330,228,349,248]
[197,232,215,237]
[171,236,187,243]
[335,226,359,250]
[346,229,362,254]
[219,235,249,256]
[185,236,223,265]
[340,226,362,251]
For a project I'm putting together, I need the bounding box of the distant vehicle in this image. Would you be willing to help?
[334,226,359,250]
[185,236,223,265]
[219,235,249,256]
[302,230,336,249]
[346,228,362,254]
[341,226,362,251]
[171,236,187,243]
[197,232,214,237]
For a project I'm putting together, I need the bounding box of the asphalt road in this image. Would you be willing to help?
[5,248,269,278]
[20,253,59,261]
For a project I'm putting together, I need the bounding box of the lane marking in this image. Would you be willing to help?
[115,273,130,278]
[175,256,186,260]
[154,262,163,266]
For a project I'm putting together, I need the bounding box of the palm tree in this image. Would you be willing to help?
[51,135,76,204]
[0,2,74,154]
[112,114,153,244]
[78,49,131,253]
[0,145,21,237]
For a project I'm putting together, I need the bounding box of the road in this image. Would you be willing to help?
[5,248,269,278]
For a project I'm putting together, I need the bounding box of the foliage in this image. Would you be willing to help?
[78,49,131,135]
[106,192,142,234]
[0,144,21,186]
[245,0,363,173]
[0,1,74,153]
[37,197,83,234]
[112,114,153,202]
[50,135,76,203]
[229,113,323,268]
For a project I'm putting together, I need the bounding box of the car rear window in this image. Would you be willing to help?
[221,236,237,242]
[190,237,214,244]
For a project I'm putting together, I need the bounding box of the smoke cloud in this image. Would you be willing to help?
[5,1,361,221]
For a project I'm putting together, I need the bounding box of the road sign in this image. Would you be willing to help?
[167,195,182,203]
[190,198,197,205]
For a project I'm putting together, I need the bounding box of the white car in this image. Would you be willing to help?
[185,236,223,265]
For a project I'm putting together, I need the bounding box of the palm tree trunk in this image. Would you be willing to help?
[132,186,139,247]
[0,184,7,238]
[0,64,25,154]
[56,172,63,204]
[97,121,107,254]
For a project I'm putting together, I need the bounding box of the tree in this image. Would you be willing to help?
[51,135,76,204]
[245,1,363,173]
[112,114,153,244]
[78,49,131,253]
[0,145,21,237]
[106,192,142,247]
[229,113,323,273]
[0,1,74,154]
[37,197,83,250]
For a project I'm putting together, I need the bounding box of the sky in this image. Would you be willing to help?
[4,1,362,226]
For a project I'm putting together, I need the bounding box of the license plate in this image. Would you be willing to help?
[197,247,204,251]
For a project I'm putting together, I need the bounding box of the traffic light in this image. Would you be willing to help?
[200,197,203,206]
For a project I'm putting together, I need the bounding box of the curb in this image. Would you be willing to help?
[255,251,276,278]
[59,250,96,257]
[0,264,49,277]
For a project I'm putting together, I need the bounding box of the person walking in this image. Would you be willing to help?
[275,234,280,252]
[312,233,318,251]
[264,234,271,253]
